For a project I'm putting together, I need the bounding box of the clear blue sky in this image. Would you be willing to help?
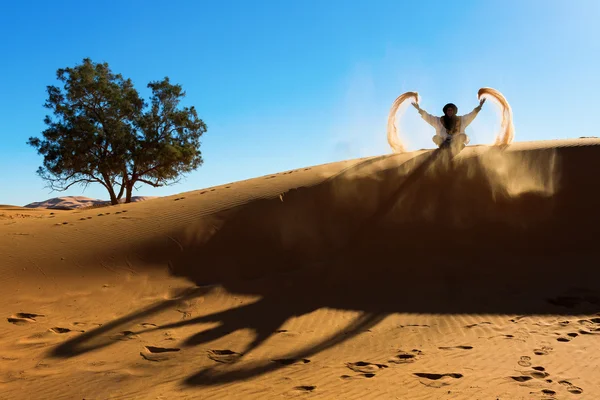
[1,0,598,206]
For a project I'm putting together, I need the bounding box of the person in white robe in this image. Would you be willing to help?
[411,99,486,148]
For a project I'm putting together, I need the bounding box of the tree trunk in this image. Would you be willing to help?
[125,182,134,203]
[108,187,119,205]
[116,172,127,200]
[101,172,119,205]
[116,182,125,200]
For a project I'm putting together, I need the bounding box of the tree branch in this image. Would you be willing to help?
[134,177,162,187]
[62,177,104,190]
[135,163,164,177]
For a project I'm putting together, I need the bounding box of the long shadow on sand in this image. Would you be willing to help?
[50,143,600,387]
[49,150,441,372]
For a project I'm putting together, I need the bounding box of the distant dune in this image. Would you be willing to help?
[2,138,600,400]
[23,195,158,210]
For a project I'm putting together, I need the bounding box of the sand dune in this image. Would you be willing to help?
[24,195,158,210]
[2,138,600,399]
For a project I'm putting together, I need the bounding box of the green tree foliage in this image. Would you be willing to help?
[28,58,207,204]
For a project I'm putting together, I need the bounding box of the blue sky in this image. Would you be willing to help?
[1,0,598,206]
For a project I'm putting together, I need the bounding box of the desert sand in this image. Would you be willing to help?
[23,196,158,210]
[2,138,600,400]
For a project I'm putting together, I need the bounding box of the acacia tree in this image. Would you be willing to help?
[28,58,206,204]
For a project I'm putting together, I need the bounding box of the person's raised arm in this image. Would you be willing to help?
[461,98,486,127]
[412,102,438,127]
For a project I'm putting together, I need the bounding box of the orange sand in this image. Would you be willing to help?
[2,138,600,399]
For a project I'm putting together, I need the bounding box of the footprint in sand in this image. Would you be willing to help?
[438,345,473,350]
[486,333,517,340]
[274,329,298,337]
[529,369,550,379]
[342,361,388,379]
[533,346,553,356]
[415,373,463,380]
[341,373,377,379]
[464,322,492,329]
[518,356,532,367]
[511,367,550,383]
[582,317,600,324]
[559,380,583,394]
[577,328,599,335]
[49,327,82,334]
[556,332,578,342]
[140,346,181,362]
[510,376,533,383]
[272,358,311,365]
[293,385,316,392]
[207,349,242,364]
[531,389,557,397]
[346,361,388,374]
[414,373,463,388]
[558,381,583,394]
[73,321,102,328]
[578,318,600,333]
[7,313,45,325]
[389,349,422,364]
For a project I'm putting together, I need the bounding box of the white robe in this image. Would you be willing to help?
[418,106,481,144]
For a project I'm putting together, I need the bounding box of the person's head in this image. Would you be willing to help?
[443,103,457,117]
